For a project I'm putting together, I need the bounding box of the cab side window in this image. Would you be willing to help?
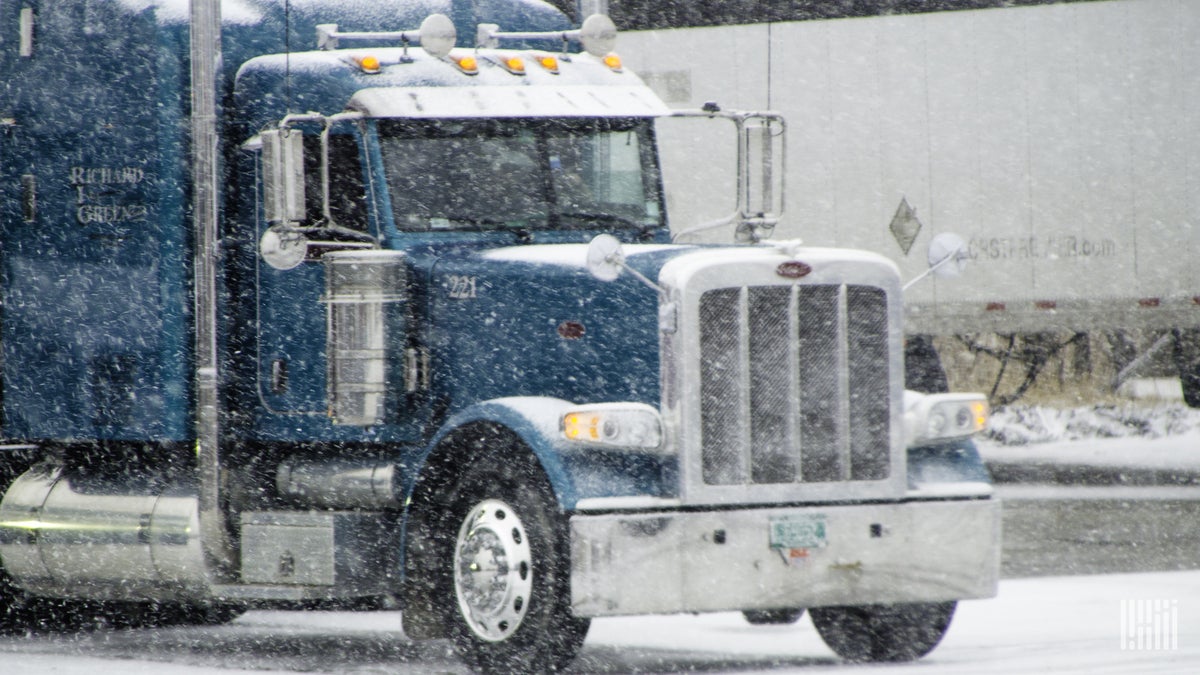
[302,134,369,232]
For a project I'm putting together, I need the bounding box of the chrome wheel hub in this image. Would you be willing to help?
[453,498,533,641]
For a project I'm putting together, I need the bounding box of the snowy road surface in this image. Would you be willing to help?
[0,570,1195,674]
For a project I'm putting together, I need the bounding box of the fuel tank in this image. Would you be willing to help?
[0,467,209,600]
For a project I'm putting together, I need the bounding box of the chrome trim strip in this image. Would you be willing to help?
[736,286,752,482]
[835,284,851,481]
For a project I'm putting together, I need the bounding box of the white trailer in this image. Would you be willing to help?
[619,0,1200,401]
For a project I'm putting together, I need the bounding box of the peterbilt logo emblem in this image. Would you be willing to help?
[776,261,812,279]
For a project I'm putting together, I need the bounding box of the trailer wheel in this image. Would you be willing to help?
[742,608,805,625]
[442,451,589,674]
[810,601,956,662]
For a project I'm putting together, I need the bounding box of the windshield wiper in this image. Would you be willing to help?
[299,222,378,244]
[442,215,510,230]
[555,211,659,238]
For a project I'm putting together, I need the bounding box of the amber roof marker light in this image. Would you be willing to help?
[354,54,381,74]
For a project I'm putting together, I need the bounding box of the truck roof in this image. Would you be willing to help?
[235,47,669,126]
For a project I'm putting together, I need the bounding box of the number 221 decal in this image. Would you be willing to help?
[447,275,478,299]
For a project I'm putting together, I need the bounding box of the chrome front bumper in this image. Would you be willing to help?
[569,497,1000,617]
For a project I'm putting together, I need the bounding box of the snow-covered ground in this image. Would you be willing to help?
[979,400,1200,478]
[0,569,1196,673]
[982,399,1200,450]
[984,396,1200,444]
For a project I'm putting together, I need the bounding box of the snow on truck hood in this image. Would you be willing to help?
[481,243,678,269]
[481,243,902,292]
[481,243,900,269]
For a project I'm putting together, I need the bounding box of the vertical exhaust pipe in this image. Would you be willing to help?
[190,0,236,578]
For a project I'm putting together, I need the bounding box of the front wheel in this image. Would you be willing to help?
[442,450,589,674]
[810,601,956,662]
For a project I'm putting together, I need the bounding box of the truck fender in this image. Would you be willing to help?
[399,396,577,640]
[412,396,578,507]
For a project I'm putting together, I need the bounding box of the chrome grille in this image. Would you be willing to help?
[698,284,891,486]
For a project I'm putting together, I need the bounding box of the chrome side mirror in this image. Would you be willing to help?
[586,233,625,281]
[734,113,785,243]
[927,232,969,279]
[261,127,305,225]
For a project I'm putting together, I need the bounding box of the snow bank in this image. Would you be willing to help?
[983,403,1200,446]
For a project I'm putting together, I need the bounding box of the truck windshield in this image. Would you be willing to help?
[378,118,664,233]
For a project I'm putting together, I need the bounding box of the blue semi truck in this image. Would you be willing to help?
[0,1,999,671]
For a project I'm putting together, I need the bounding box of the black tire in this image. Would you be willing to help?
[0,571,29,633]
[0,595,106,634]
[188,603,245,626]
[742,608,805,625]
[810,601,956,662]
[439,448,589,674]
[904,335,949,394]
[0,574,45,634]
[0,571,103,634]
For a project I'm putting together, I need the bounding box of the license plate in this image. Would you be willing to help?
[769,514,827,549]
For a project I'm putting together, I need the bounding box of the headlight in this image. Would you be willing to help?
[562,403,663,451]
[905,392,989,445]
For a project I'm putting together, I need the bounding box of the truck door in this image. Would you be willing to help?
[254,127,406,430]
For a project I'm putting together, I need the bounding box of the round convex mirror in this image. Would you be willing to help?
[579,14,617,57]
[927,232,969,279]
[586,233,625,281]
[260,226,308,270]
[419,14,457,58]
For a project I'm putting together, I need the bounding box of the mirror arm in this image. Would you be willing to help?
[671,214,737,242]
[620,261,666,296]
[320,120,332,224]
[668,107,785,243]
[274,111,365,230]
[902,262,940,292]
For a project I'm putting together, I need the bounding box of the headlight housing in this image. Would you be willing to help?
[904,392,989,445]
[561,403,664,451]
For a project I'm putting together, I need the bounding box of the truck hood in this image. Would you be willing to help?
[421,241,692,413]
